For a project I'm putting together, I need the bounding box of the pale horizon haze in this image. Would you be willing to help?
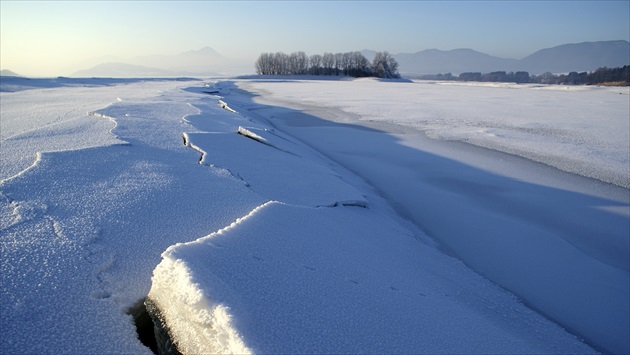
[1,0,629,77]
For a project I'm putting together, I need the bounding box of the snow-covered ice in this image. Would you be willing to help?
[226,78,629,354]
[236,78,630,188]
[1,76,625,354]
[1,78,264,353]
[149,201,592,354]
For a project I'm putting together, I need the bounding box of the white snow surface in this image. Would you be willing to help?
[150,201,590,354]
[1,79,264,353]
[237,78,630,188]
[0,77,622,354]
[225,78,629,354]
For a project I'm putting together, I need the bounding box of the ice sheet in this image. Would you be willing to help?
[0,77,617,354]
[228,78,629,354]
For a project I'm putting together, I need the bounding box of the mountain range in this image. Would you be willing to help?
[5,40,626,78]
[394,40,630,75]
[71,47,250,78]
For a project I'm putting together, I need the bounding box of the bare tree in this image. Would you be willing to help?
[295,51,309,75]
[350,51,371,77]
[273,52,289,74]
[309,54,322,75]
[342,52,353,75]
[372,51,400,78]
[322,52,335,75]
[334,53,344,76]
[288,52,299,74]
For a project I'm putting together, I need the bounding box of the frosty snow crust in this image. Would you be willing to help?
[145,82,599,354]
[1,78,624,354]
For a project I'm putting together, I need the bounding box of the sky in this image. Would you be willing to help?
[1,0,629,77]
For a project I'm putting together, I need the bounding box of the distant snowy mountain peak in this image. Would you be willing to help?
[181,46,224,57]
[0,69,21,77]
[395,40,630,75]
[71,47,247,77]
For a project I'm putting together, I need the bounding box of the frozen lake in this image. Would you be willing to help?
[1,77,627,354]
[227,78,630,354]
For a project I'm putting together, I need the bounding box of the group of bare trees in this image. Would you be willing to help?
[254,52,309,76]
[255,51,400,78]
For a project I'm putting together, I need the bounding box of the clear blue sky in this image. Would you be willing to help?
[1,0,628,76]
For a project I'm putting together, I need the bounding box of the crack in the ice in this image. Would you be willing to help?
[236,126,301,158]
[88,110,125,142]
[317,200,369,209]
[236,126,268,144]
[218,100,238,113]
[0,152,43,185]
[182,133,252,188]
[182,133,206,165]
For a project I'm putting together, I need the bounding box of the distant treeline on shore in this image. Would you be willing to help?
[255,51,400,79]
[417,65,630,86]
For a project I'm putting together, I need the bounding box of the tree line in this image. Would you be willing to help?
[419,66,630,86]
[536,66,630,85]
[255,51,400,79]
